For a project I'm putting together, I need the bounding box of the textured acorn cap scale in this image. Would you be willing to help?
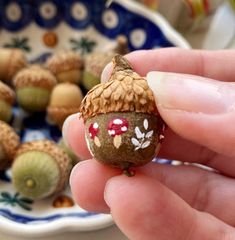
[13,65,57,112]
[0,48,27,84]
[80,55,165,175]
[12,140,72,200]
[0,121,20,170]
[0,81,15,122]
[46,51,82,84]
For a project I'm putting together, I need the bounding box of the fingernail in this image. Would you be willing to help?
[62,113,80,146]
[101,63,113,83]
[147,71,234,114]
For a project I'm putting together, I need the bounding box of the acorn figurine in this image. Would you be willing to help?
[0,81,15,122]
[0,121,20,170]
[13,65,57,112]
[46,51,82,84]
[80,55,165,175]
[0,48,27,85]
[12,140,72,200]
[47,83,83,128]
[82,35,129,90]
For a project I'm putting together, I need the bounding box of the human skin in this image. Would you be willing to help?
[63,48,235,240]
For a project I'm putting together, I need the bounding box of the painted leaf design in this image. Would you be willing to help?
[131,138,140,147]
[143,119,149,130]
[135,146,141,151]
[141,140,151,149]
[135,127,144,139]
[146,130,154,139]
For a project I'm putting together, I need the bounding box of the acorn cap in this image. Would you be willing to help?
[15,140,72,193]
[0,81,15,105]
[80,55,158,121]
[0,48,27,82]
[0,120,20,160]
[13,65,57,90]
[46,51,82,74]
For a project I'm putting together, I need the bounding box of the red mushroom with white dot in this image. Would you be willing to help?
[108,118,128,148]
[89,122,101,147]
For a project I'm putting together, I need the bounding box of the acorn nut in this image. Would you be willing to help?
[80,55,165,176]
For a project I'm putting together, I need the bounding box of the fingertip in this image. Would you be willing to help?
[101,62,113,83]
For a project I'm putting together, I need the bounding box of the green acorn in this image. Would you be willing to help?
[46,51,82,84]
[0,120,20,170]
[82,35,129,90]
[13,65,57,112]
[12,140,72,200]
[80,55,165,176]
[47,83,83,128]
[0,48,27,85]
[0,81,15,122]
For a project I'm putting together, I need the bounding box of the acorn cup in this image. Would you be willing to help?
[0,121,20,170]
[13,65,57,112]
[47,83,83,128]
[82,35,129,90]
[12,140,72,200]
[0,81,15,122]
[46,51,82,84]
[80,55,165,176]
[0,48,27,85]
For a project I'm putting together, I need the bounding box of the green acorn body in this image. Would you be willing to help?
[0,81,15,122]
[0,121,20,170]
[13,65,56,112]
[80,55,165,174]
[12,140,72,200]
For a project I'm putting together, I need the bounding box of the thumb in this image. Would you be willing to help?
[147,72,235,158]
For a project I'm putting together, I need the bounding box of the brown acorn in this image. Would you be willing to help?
[0,81,15,122]
[12,140,72,200]
[80,55,165,175]
[46,51,82,84]
[0,120,20,170]
[0,48,27,85]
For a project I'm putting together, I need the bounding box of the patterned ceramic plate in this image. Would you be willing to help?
[0,0,189,237]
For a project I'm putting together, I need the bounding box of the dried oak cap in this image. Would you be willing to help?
[0,81,15,105]
[16,140,71,193]
[80,55,158,121]
[46,51,82,74]
[13,65,57,90]
[0,120,20,160]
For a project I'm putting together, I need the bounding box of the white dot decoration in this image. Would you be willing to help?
[130,29,147,48]
[71,2,88,21]
[6,2,22,22]
[102,9,119,29]
[39,2,57,20]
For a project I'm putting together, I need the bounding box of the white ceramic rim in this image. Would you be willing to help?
[0,214,113,237]
[114,0,191,49]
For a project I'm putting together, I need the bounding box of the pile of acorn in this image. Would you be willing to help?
[0,36,129,200]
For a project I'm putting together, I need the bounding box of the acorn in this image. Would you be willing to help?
[58,139,79,166]
[80,55,165,175]
[82,35,129,90]
[0,81,15,122]
[46,51,82,84]
[13,65,57,112]
[0,120,20,170]
[12,140,72,200]
[0,48,27,85]
[47,83,83,128]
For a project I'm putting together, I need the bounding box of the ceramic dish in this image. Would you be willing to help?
[0,0,190,237]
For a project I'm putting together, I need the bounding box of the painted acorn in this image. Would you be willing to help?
[0,121,20,170]
[47,83,83,128]
[0,81,15,122]
[0,48,27,85]
[12,140,72,200]
[13,65,57,112]
[80,55,165,174]
[82,35,129,90]
[46,51,82,84]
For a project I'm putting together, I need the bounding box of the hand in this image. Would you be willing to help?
[63,48,235,240]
